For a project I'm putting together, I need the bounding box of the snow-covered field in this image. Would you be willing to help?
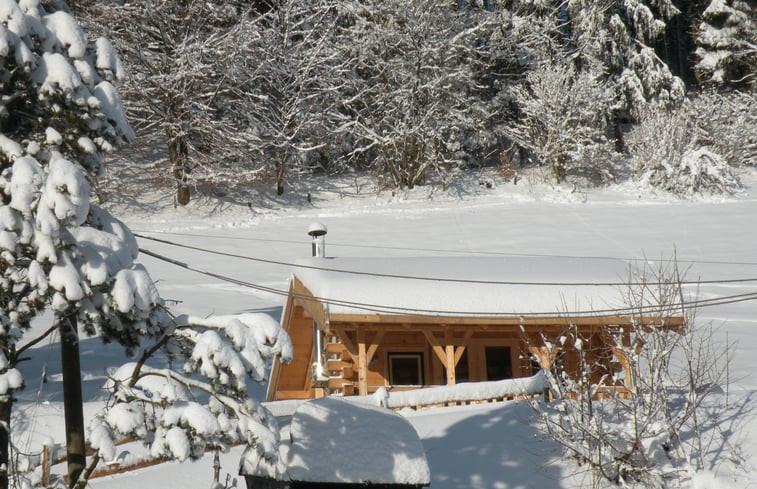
[15,169,757,488]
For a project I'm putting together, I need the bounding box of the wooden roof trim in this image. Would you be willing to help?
[327,313,686,328]
[291,276,328,328]
[266,280,297,402]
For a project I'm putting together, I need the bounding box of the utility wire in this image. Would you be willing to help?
[134,233,757,287]
[139,247,757,318]
[132,229,757,267]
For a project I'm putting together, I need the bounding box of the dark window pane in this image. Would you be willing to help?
[389,353,423,385]
[455,349,469,383]
[485,346,512,380]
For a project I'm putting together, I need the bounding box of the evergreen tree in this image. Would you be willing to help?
[694,0,757,90]
[1,3,292,487]
[0,0,165,485]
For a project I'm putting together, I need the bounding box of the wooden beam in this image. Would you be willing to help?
[454,329,474,365]
[445,329,455,385]
[266,280,297,402]
[529,346,558,370]
[329,313,685,328]
[422,330,447,365]
[331,325,358,359]
[357,329,368,396]
[365,329,385,365]
[290,276,328,329]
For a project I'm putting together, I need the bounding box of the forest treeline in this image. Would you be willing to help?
[75,0,757,202]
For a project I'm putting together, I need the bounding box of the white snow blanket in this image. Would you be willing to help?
[293,256,636,317]
[286,396,431,485]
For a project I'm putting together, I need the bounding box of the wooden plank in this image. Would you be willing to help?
[274,390,316,400]
[290,276,328,328]
[326,360,352,371]
[326,342,346,354]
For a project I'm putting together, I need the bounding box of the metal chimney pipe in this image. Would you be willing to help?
[307,222,327,258]
[307,223,328,393]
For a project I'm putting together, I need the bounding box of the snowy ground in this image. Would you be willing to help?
[14,168,757,488]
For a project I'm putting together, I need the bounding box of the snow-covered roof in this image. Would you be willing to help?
[286,396,430,485]
[292,256,636,318]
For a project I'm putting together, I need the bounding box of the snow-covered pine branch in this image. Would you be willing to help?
[89,313,292,476]
[694,0,757,90]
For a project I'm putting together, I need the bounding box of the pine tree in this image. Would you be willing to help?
[0,0,166,486]
[1,3,292,487]
[694,0,757,90]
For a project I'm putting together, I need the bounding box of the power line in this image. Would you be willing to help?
[134,233,757,287]
[132,229,757,267]
[139,247,757,318]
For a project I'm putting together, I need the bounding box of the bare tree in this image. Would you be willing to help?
[626,100,743,196]
[335,0,497,189]
[528,261,734,487]
[76,1,265,205]
[505,59,622,184]
[237,0,351,195]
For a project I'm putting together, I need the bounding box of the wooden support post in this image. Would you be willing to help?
[357,330,368,395]
[213,450,220,483]
[529,345,557,370]
[60,314,86,488]
[445,329,455,385]
[41,445,50,487]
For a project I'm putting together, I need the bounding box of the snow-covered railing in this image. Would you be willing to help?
[352,371,549,410]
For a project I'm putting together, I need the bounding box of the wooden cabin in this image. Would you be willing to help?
[266,256,685,403]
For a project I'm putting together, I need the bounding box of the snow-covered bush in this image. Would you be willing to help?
[686,90,757,168]
[627,103,742,196]
[529,262,733,487]
[506,61,621,185]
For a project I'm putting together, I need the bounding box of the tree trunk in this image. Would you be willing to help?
[169,134,191,205]
[275,161,285,196]
[0,398,11,489]
[60,315,86,488]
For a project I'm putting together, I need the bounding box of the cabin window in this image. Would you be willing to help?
[388,352,424,385]
[485,346,512,380]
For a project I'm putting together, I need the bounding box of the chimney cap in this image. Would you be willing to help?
[307,222,328,237]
